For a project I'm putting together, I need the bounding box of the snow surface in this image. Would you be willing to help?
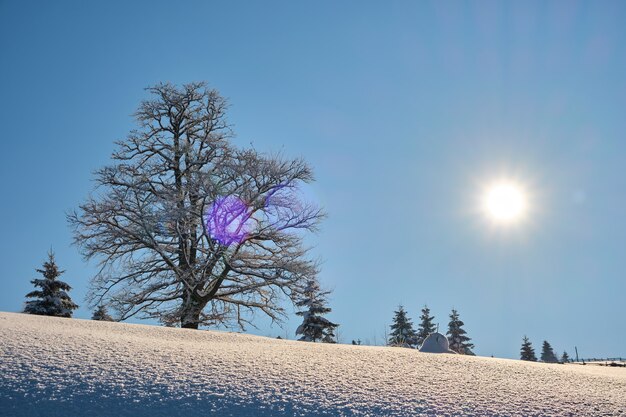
[1,312,624,417]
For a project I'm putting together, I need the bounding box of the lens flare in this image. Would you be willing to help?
[205,195,254,245]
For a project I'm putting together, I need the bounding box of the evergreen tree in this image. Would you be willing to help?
[416,305,436,347]
[92,305,114,321]
[540,340,559,363]
[388,305,417,347]
[295,279,338,342]
[520,335,537,361]
[446,308,475,355]
[24,252,78,318]
[561,351,570,363]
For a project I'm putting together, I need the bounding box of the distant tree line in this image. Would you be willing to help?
[520,336,570,363]
[387,305,475,355]
[18,252,582,361]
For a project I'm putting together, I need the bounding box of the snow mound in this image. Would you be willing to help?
[1,312,625,416]
[418,332,456,354]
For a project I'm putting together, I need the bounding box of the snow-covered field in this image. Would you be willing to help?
[1,312,624,416]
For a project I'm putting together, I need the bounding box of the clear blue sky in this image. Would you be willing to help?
[1,1,625,359]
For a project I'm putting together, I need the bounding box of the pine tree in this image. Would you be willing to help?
[24,252,78,318]
[520,335,537,361]
[295,279,338,342]
[561,351,570,363]
[388,305,417,347]
[92,305,114,321]
[446,308,475,355]
[540,340,559,363]
[416,305,436,347]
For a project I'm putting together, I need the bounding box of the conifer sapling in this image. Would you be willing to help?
[416,305,436,347]
[295,279,338,342]
[446,308,475,355]
[92,305,114,321]
[540,340,559,363]
[388,305,417,347]
[24,251,78,318]
[520,335,537,361]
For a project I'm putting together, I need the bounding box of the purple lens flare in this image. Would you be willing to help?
[205,195,254,246]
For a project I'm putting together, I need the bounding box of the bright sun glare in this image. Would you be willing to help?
[483,182,527,224]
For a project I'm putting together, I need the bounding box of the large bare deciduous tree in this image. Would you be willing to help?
[69,82,324,329]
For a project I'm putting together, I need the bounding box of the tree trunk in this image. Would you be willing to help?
[181,318,199,329]
[180,296,206,329]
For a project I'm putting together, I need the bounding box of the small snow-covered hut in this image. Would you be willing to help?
[419,332,456,354]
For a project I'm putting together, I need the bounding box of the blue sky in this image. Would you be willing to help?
[1,1,625,358]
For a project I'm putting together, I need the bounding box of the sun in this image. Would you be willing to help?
[483,181,527,223]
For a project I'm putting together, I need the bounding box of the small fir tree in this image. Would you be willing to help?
[24,251,78,317]
[561,351,569,363]
[295,279,338,342]
[416,305,436,347]
[540,340,559,363]
[520,335,537,361]
[388,305,417,347]
[92,305,114,321]
[446,308,475,355]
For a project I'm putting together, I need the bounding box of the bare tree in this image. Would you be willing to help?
[69,82,324,329]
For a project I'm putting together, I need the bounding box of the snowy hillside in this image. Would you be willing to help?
[1,312,624,417]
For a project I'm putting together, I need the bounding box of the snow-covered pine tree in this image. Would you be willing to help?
[24,252,78,318]
[92,305,114,321]
[295,279,338,343]
[446,308,475,355]
[561,351,570,363]
[388,305,417,347]
[416,305,436,347]
[540,340,559,363]
[520,335,537,361]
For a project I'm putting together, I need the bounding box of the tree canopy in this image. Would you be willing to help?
[69,82,324,329]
